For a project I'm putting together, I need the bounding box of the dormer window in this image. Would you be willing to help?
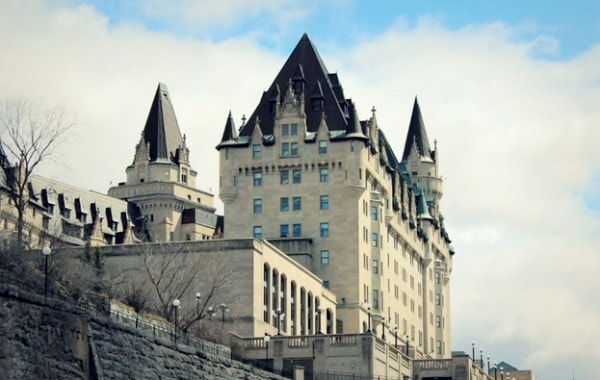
[181,168,188,184]
[312,98,323,111]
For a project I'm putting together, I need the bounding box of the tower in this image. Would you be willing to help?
[109,83,219,242]
[216,34,453,357]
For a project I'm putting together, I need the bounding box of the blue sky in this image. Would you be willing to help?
[89,0,600,59]
[2,1,600,379]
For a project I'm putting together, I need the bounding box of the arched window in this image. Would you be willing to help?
[290,281,297,335]
[280,274,287,333]
[263,264,270,322]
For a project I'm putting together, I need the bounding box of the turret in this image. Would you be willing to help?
[401,97,443,218]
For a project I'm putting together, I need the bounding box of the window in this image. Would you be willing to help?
[280,170,289,184]
[319,140,327,154]
[280,197,289,212]
[280,224,289,238]
[436,316,442,328]
[282,143,290,157]
[290,142,299,156]
[293,223,302,237]
[371,205,378,221]
[253,199,262,213]
[253,171,262,186]
[435,294,441,306]
[282,124,289,136]
[372,260,378,274]
[293,197,301,211]
[320,168,329,182]
[290,123,298,136]
[323,280,329,289]
[320,250,329,265]
[252,144,261,159]
[181,168,188,184]
[293,169,301,184]
[320,195,329,210]
[253,226,262,240]
[372,290,379,309]
[372,232,378,247]
[320,222,329,237]
[435,271,441,284]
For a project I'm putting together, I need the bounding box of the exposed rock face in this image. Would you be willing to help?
[0,285,285,380]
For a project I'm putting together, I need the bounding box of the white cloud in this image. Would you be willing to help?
[1,2,599,378]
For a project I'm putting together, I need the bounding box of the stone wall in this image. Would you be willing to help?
[0,284,288,379]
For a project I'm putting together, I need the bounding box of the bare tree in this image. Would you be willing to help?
[0,100,74,248]
[133,242,239,334]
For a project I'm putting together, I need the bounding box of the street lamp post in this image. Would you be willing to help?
[42,246,51,301]
[381,319,386,340]
[208,306,214,320]
[393,326,398,348]
[172,299,180,344]
[494,363,498,380]
[195,292,201,316]
[219,303,229,324]
[405,334,410,356]
[367,307,371,333]
[480,349,483,367]
[487,355,490,374]
[316,307,322,334]
[472,341,475,361]
[264,335,271,370]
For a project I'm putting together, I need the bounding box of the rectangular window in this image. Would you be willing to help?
[252,144,261,159]
[436,316,442,328]
[280,170,289,184]
[280,224,289,238]
[372,290,379,309]
[320,222,329,237]
[320,250,329,265]
[293,223,302,237]
[282,124,289,136]
[371,205,378,221]
[320,195,329,210]
[253,199,262,213]
[253,171,262,186]
[319,168,329,182]
[290,142,299,156]
[293,196,301,211]
[280,197,289,212]
[435,294,441,306]
[282,142,290,157]
[290,123,298,136]
[293,169,301,184]
[372,232,378,247]
[319,140,327,154]
[372,260,378,274]
[253,226,262,240]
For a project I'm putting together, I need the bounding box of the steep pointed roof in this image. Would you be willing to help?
[220,111,238,143]
[402,97,432,161]
[240,33,350,137]
[142,83,184,163]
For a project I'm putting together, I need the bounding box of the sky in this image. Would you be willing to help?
[1,1,599,378]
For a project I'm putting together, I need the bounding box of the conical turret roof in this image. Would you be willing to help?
[142,83,184,163]
[402,97,432,161]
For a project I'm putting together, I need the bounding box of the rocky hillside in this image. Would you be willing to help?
[0,284,286,379]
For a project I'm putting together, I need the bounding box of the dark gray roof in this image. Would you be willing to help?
[142,83,184,163]
[402,97,433,161]
[237,33,352,137]
[220,111,237,143]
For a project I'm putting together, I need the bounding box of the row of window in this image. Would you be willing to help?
[253,222,329,239]
[253,195,329,213]
[252,168,329,186]
[251,139,329,159]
